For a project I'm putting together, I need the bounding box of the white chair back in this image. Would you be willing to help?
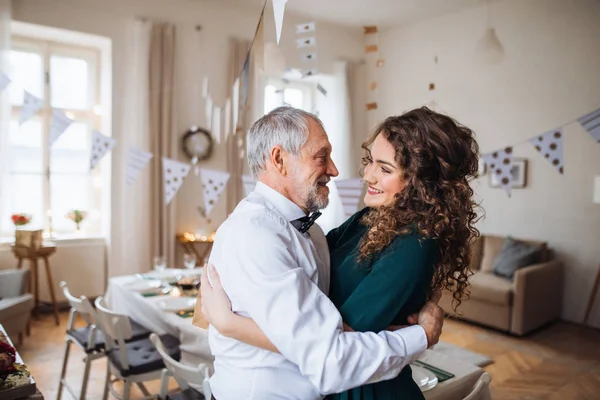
[94,296,134,370]
[149,333,211,398]
[60,281,96,328]
[463,372,492,400]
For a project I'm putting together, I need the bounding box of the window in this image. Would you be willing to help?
[0,36,104,237]
[263,77,314,114]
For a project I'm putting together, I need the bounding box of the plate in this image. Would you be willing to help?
[411,365,438,392]
[124,279,163,293]
[158,296,197,312]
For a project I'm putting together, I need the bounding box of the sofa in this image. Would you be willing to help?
[0,268,34,345]
[439,234,563,336]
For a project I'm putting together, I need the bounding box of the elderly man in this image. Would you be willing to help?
[200,106,444,399]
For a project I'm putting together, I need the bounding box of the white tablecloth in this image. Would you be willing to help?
[104,272,214,367]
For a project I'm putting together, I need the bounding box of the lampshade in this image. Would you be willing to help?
[476,27,505,64]
[594,176,600,204]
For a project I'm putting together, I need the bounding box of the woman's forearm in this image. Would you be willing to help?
[218,314,280,353]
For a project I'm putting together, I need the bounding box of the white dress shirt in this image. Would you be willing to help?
[208,182,427,400]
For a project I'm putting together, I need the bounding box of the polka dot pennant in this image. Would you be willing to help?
[200,168,231,217]
[90,131,117,171]
[163,157,191,205]
[529,128,564,175]
[483,147,514,197]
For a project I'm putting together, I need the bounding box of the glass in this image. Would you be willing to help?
[183,253,197,270]
[50,55,90,110]
[9,50,44,105]
[153,256,166,272]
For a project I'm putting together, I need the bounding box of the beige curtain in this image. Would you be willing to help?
[149,23,177,267]
[226,38,252,214]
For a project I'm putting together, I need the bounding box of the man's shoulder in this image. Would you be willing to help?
[216,197,291,239]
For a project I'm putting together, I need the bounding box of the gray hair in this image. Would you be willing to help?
[247,106,324,178]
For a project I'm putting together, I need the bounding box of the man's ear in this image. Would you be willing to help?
[269,145,288,176]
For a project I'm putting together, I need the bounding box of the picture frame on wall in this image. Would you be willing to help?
[490,158,528,188]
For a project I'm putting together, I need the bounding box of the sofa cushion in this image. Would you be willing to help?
[468,272,513,306]
[480,235,548,273]
[492,237,545,280]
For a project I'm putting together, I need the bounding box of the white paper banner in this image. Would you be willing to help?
[202,76,209,99]
[334,178,364,218]
[296,37,316,48]
[90,131,117,170]
[19,91,44,125]
[484,148,514,197]
[272,0,288,45]
[224,98,231,141]
[530,128,564,174]
[205,95,213,131]
[316,83,327,96]
[126,147,153,186]
[301,52,317,62]
[296,22,315,34]
[50,109,74,146]
[578,107,600,143]
[163,157,191,205]
[200,168,230,217]
[213,107,222,144]
[242,174,256,197]
[0,72,10,93]
[301,69,318,78]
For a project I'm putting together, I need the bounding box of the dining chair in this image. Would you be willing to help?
[463,372,492,400]
[94,296,181,400]
[149,333,211,400]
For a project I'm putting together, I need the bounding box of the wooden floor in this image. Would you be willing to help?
[11,311,600,399]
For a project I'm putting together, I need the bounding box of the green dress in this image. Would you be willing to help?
[325,208,438,400]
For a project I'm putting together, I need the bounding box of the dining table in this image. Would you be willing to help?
[105,271,487,399]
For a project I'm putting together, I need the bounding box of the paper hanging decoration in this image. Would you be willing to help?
[272,0,287,45]
[0,72,10,93]
[296,22,315,33]
[316,83,327,96]
[296,37,316,48]
[126,147,153,186]
[363,25,381,112]
[334,178,364,218]
[578,107,600,143]
[302,52,317,62]
[530,128,564,174]
[483,147,514,196]
[205,95,213,131]
[242,174,256,197]
[90,131,117,170]
[200,168,231,217]
[213,107,222,144]
[19,91,44,125]
[163,157,191,205]
[49,109,74,146]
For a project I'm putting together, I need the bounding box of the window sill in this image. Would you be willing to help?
[0,234,106,248]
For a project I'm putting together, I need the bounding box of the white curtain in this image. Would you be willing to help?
[109,19,152,277]
[0,0,11,237]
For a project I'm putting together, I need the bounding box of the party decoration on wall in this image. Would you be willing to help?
[334,178,364,218]
[212,106,222,144]
[272,0,287,45]
[301,52,317,62]
[90,131,117,170]
[19,91,44,124]
[0,72,10,93]
[483,148,514,197]
[242,174,256,197]
[316,83,327,96]
[205,95,213,131]
[530,128,564,174]
[296,21,318,79]
[163,157,191,205]
[296,22,315,34]
[364,25,381,112]
[126,147,153,186]
[49,109,74,146]
[200,168,231,216]
[296,37,316,48]
[578,107,600,142]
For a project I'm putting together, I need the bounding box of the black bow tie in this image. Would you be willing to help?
[291,211,322,233]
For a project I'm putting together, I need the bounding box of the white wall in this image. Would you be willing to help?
[374,0,600,326]
[12,0,363,275]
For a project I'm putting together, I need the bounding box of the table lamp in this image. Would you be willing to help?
[583,176,600,325]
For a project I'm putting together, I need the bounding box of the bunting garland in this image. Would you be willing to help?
[578,107,600,142]
[163,157,191,205]
[272,0,287,45]
[19,91,44,125]
[483,148,514,197]
[200,168,230,217]
[530,128,564,174]
[126,147,153,186]
[90,131,117,170]
[49,109,74,146]
[0,72,10,92]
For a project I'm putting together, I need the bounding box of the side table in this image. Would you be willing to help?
[11,243,60,326]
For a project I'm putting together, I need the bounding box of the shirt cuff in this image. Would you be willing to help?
[394,324,428,362]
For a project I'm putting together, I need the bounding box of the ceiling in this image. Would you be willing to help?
[211,0,484,28]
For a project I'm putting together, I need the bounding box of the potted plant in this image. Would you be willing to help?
[66,209,87,231]
[11,213,31,228]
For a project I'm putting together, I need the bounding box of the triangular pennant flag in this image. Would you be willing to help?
[483,147,514,197]
[316,83,327,96]
[301,68,318,78]
[272,0,288,45]
[296,37,316,48]
[163,157,191,205]
[19,91,44,125]
[0,72,11,93]
[334,178,364,218]
[205,95,213,130]
[296,22,315,34]
[242,174,256,197]
[50,109,74,146]
[126,147,153,186]
[578,107,600,142]
[90,131,117,170]
[529,128,564,174]
[202,76,209,99]
[200,168,231,217]
[213,107,222,144]
[241,55,250,108]
[301,52,317,62]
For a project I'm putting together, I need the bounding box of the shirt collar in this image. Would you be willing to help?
[254,181,307,222]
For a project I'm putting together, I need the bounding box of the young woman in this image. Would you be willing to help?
[201,107,480,399]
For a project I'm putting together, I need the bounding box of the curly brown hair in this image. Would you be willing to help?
[359,107,481,311]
